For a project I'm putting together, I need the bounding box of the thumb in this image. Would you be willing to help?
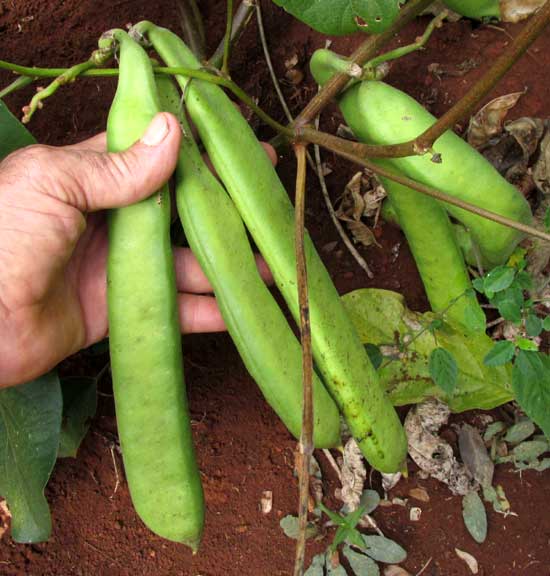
[62,112,182,211]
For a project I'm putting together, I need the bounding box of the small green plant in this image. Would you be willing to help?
[473,258,550,438]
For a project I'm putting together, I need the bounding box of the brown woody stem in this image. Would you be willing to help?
[293,143,313,576]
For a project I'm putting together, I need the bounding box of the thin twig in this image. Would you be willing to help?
[256,0,293,123]
[222,0,235,76]
[416,557,433,576]
[109,444,120,499]
[365,9,448,70]
[322,449,342,482]
[325,149,550,244]
[176,0,207,61]
[209,0,255,69]
[361,514,384,537]
[412,0,550,154]
[313,115,374,278]
[294,0,435,127]
[293,143,313,576]
[256,11,374,277]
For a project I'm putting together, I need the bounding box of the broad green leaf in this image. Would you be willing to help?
[462,492,487,544]
[429,348,458,396]
[361,535,407,563]
[0,100,36,159]
[271,0,402,36]
[304,554,325,576]
[515,271,533,290]
[0,374,62,542]
[343,545,380,575]
[360,489,381,514]
[342,289,513,412]
[279,515,318,540]
[58,377,97,458]
[483,341,515,367]
[512,351,550,438]
[483,266,516,293]
[492,285,524,324]
[543,316,550,331]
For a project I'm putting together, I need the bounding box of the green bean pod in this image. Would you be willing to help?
[104,30,203,549]
[377,163,485,331]
[310,49,532,269]
[156,74,341,448]
[442,0,501,19]
[311,49,489,331]
[134,22,407,473]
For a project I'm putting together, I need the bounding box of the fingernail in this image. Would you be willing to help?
[141,113,170,146]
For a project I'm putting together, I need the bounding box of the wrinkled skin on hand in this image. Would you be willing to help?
[0,113,274,387]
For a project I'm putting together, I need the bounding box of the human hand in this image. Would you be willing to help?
[0,113,273,388]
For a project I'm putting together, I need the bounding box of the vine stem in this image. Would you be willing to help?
[293,143,313,576]
[222,0,234,76]
[209,0,255,69]
[294,0,435,127]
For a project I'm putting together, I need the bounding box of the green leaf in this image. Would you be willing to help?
[360,535,407,563]
[483,266,516,293]
[58,377,97,458]
[365,343,383,370]
[483,421,506,442]
[526,314,543,338]
[472,277,485,294]
[279,515,319,540]
[492,285,524,324]
[545,206,550,231]
[342,288,513,412]
[462,491,487,544]
[326,553,347,576]
[429,348,458,396]
[515,338,538,351]
[543,316,550,331]
[503,418,535,444]
[343,545,380,575]
[511,439,549,462]
[515,271,533,290]
[512,351,550,438]
[360,489,381,514]
[0,100,36,159]
[483,341,515,367]
[304,553,325,576]
[0,374,62,542]
[271,0,402,36]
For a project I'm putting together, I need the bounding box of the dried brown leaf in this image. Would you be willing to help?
[409,487,430,503]
[501,0,547,22]
[339,438,366,511]
[455,548,479,574]
[467,92,524,148]
[384,566,412,576]
[343,219,380,248]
